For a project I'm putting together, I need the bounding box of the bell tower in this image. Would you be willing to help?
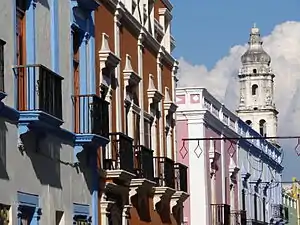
[237,24,278,140]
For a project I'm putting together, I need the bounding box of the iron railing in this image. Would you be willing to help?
[174,163,188,192]
[72,94,109,137]
[211,204,230,225]
[134,145,154,181]
[271,204,283,219]
[0,40,5,93]
[104,132,134,173]
[12,64,63,120]
[246,220,268,225]
[230,210,246,225]
[153,157,175,189]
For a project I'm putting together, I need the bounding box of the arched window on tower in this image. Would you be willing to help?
[252,84,258,95]
[246,120,252,127]
[259,119,267,136]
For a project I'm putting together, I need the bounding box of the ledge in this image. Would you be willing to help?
[74,133,109,148]
[106,169,135,184]
[129,178,156,199]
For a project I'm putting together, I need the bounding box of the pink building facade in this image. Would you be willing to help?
[176,87,241,225]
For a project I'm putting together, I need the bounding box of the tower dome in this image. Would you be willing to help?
[241,24,271,66]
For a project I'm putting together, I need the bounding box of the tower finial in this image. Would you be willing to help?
[253,22,256,28]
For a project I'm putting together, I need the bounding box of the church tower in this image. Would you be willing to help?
[237,24,278,140]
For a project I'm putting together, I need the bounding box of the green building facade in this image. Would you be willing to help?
[283,189,298,225]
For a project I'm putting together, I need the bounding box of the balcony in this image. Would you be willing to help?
[12,64,63,141]
[104,132,135,182]
[230,210,246,225]
[134,145,154,181]
[211,204,230,225]
[174,163,188,192]
[72,94,109,147]
[154,157,175,188]
[153,157,176,210]
[271,204,288,222]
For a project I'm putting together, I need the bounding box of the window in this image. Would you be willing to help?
[0,40,5,92]
[246,120,252,127]
[241,189,246,210]
[144,118,151,148]
[133,112,140,146]
[259,119,267,136]
[0,204,9,225]
[55,211,64,225]
[253,69,257,74]
[73,29,81,96]
[16,0,26,109]
[252,84,258,95]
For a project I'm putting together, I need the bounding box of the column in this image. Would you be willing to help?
[138,30,145,145]
[156,51,163,156]
[172,61,178,162]
[114,7,122,132]
[100,201,113,225]
[187,116,211,225]
[221,134,226,204]
[106,91,113,159]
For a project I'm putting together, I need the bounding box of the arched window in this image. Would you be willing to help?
[259,119,267,136]
[252,84,258,95]
[246,120,252,127]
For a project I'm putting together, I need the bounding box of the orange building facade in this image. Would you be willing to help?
[94,0,189,224]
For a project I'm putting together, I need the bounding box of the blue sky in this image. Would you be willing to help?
[171,0,300,69]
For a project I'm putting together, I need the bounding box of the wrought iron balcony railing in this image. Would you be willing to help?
[271,204,283,219]
[246,219,268,225]
[13,64,63,120]
[154,157,175,189]
[72,94,109,137]
[230,210,246,225]
[134,145,154,181]
[174,163,188,192]
[211,204,230,225]
[104,132,134,173]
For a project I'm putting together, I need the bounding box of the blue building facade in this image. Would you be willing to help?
[0,0,107,224]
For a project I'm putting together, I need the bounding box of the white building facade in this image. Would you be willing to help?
[237,25,284,225]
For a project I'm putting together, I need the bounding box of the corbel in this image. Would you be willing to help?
[229,158,240,185]
[208,139,220,178]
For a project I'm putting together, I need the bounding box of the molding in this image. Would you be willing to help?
[163,87,177,114]
[158,8,172,21]
[147,74,163,104]
[123,54,141,87]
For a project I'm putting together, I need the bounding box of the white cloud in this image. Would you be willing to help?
[177,21,300,178]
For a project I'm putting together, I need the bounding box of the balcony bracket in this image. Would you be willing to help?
[153,187,175,210]
[129,179,156,203]
[170,191,189,214]
[17,111,63,152]
[170,191,189,213]
[104,182,129,203]
[106,170,135,185]
[74,134,109,149]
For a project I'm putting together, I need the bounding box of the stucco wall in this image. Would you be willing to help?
[0,0,93,224]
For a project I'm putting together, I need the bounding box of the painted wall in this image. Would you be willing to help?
[176,119,190,225]
[0,0,93,224]
[237,119,283,223]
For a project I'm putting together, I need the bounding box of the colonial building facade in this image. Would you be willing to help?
[94,0,188,224]
[0,0,105,224]
[176,88,240,225]
[176,88,284,225]
[0,0,187,224]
